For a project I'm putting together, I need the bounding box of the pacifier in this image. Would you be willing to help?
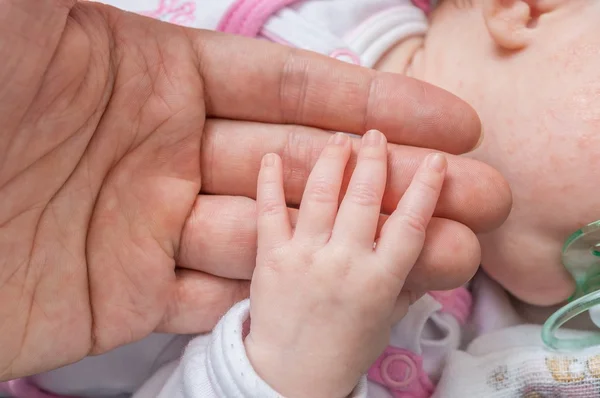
[542,220,600,350]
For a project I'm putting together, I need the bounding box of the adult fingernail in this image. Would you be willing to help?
[427,153,447,172]
[263,153,276,167]
[362,130,384,147]
[471,127,484,151]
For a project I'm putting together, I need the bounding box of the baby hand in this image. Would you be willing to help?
[246,130,447,398]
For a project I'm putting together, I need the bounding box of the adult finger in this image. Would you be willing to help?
[390,292,416,325]
[157,270,250,334]
[404,217,480,292]
[177,196,480,291]
[200,119,512,233]
[191,30,481,154]
[88,3,479,152]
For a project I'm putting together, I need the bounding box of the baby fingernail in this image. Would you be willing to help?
[362,130,384,147]
[427,153,447,172]
[329,132,347,145]
[263,153,276,167]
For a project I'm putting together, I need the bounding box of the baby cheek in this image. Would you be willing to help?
[473,159,583,304]
[540,147,600,232]
[478,155,600,306]
[478,221,575,306]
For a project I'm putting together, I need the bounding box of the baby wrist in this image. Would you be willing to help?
[244,338,361,398]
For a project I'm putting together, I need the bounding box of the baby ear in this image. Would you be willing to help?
[482,0,559,50]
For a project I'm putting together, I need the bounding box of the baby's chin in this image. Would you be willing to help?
[478,231,576,307]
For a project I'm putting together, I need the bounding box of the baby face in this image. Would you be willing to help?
[411,0,600,305]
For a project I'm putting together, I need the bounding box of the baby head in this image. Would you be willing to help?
[408,0,600,306]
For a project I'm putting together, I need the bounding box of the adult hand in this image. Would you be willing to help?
[0,0,511,380]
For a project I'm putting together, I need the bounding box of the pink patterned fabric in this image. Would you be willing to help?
[368,346,435,398]
[0,378,71,398]
[428,287,473,325]
[217,0,305,37]
[141,0,196,26]
[411,0,432,13]
[329,49,361,65]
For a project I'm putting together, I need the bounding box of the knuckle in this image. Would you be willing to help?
[399,211,428,237]
[326,245,354,278]
[362,73,378,134]
[329,244,352,262]
[258,197,287,216]
[260,246,289,271]
[281,127,320,195]
[278,48,310,124]
[416,174,441,196]
[306,177,339,204]
[347,181,382,206]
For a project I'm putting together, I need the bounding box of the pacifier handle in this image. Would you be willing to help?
[542,289,600,350]
[542,220,600,350]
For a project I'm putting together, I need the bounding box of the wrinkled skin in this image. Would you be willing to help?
[0,0,511,380]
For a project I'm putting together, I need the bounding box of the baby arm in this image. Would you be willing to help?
[135,130,447,398]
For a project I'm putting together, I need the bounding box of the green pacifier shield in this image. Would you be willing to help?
[542,220,600,350]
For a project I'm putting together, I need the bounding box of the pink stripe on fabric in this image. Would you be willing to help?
[141,0,196,26]
[411,0,432,13]
[428,287,473,325]
[0,379,71,398]
[344,7,403,44]
[217,0,305,37]
[329,49,361,66]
